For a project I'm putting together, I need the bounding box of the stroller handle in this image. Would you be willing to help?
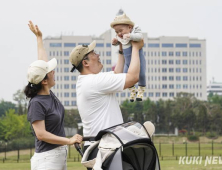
[83,136,96,141]
[74,143,84,157]
[74,136,96,157]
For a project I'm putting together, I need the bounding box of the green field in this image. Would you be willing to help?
[0,160,222,170]
[0,137,222,170]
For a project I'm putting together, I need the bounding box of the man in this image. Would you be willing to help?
[69,40,143,148]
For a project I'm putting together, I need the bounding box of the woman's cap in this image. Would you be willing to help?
[69,41,96,72]
[110,13,134,28]
[27,58,57,84]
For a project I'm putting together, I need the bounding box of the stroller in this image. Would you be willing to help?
[75,121,161,170]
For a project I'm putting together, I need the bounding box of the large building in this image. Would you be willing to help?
[44,28,207,109]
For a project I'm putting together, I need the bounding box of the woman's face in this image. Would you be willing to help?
[47,70,55,88]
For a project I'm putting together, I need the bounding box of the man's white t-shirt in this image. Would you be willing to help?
[76,71,126,144]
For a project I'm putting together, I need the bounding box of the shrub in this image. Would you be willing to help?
[206,132,217,139]
[187,135,199,141]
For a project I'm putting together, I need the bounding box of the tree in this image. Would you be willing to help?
[13,89,27,115]
[0,99,16,117]
[0,109,31,141]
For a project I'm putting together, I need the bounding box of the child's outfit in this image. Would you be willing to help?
[111,14,146,102]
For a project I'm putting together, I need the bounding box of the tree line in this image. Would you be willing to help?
[0,90,222,143]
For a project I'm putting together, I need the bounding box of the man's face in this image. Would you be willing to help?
[86,50,103,74]
[113,24,132,38]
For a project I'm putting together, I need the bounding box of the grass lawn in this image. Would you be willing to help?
[0,160,222,170]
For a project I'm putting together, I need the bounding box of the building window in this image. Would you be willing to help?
[64,43,76,47]
[190,44,201,48]
[183,68,188,72]
[64,51,69,56]
[176,60,180,64]
[169,76,174,81]
[106,68,112,72]
[64,76,69,81]
[64,101,69,106]
[64,59,69,64]
[148,93,153,97]
[106,60,111,64]
[78,43,90,45]
[106,43,111,47]
[162,52,167,56]
[162,43,174,48]
[162,60,167,64]
[106,51,111,56]
[170,92,174,97]
[176,84,181,89]
[162,76,167,81]
[148,43,159,48]
[71,93,76,97]
[64,84,69,89]
[176,52,181,56]
[183,76,188,81]
[183,84,188,89]
[96,43,104,47]
[169,68,174,72]
[64,93,69,97]
[176,43,187,48]
[71,76,76,81]
[162,68,167,72]
[71,84,76,89]
[71,101,76,106]
[50,43,62,47]
[182,52,187,56]
[176,76,181,81]
[169,84,174,89]
[121,93,125,97]
[169,52,174,56]
[154,92,160,97]
[183,60,188,64]
[169,60,174,64]
[162,93,167,97]
[162,84,167,89]
[64,68,69,72]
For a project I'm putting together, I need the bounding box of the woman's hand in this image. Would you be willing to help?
[68,134,83,145]
[28,21,42,37]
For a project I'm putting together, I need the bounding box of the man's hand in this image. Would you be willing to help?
[131,40,144,50]
[28,21,42,37]
[112,38,119,45]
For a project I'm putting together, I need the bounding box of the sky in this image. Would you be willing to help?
[0,0,221,102]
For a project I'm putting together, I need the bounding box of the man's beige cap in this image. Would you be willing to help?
[69,41,96,72]
[27,58,57,84]
[110,13,134,28]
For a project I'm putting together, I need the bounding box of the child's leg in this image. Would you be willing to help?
[123,47,132,73]
[123,47,137,102]
[137,49,146,101]
[128,86,137,102]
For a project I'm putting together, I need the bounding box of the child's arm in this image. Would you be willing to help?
[112,38,120,46]
[129,26,143,41]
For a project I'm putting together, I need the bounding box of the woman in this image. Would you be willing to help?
[24,21,82,170]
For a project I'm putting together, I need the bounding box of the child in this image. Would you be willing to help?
[111,13,146,102]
